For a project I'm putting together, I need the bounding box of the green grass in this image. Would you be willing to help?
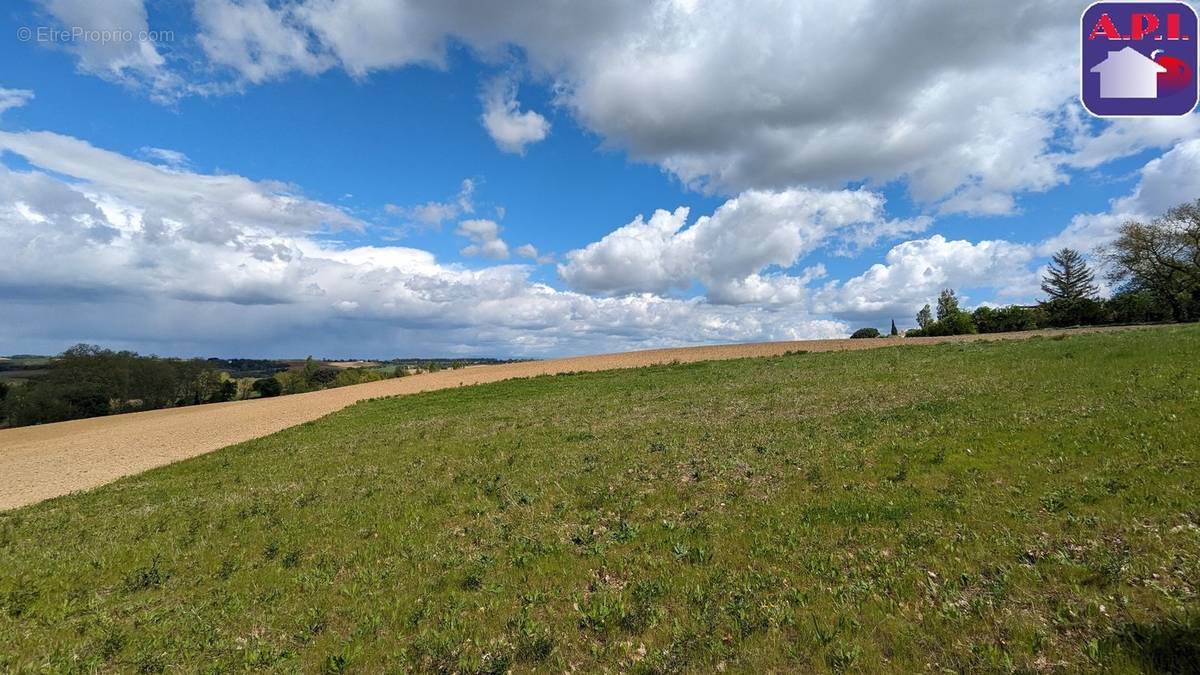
[3,327,1200,673]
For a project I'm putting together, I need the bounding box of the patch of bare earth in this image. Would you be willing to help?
[0,326,1155,509]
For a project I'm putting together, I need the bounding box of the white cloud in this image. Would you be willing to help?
[292,0,452,76]
[194,0,334,84]
[559,187,927,303]
[480,76,550,154]
[0,87,34,116]
[35,0,1192,211]
[0,132,853,356]
[811,134,1200,325]
[198,0,1082,210]
[35,0,177,97]
[456,218,510,259]
[1065,116,1200,170]
[0,130,364,244]
[1044,138,1200,254]
[139,146,190,168]
[814,235,1037,321]
[1112,139,1200,218]
[386,178,476,227]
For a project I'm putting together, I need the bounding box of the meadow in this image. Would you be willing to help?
[1,326,1198,672]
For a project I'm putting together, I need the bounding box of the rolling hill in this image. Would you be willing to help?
[1,326,1198,672]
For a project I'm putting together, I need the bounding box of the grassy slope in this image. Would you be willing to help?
[2,327,1199,673]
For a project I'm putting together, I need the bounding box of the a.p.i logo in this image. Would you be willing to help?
[1082,1,1198,116]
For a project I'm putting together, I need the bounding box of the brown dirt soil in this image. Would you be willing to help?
[0,326,1156,510]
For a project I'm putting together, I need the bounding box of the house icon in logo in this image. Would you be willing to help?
[1090,46,1168,98]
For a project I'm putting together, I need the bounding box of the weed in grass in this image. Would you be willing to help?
[509,612,555,663]
[121,558,166,592]
[2,581,37,618]
[461,569,484,591]
[825,642,863,671]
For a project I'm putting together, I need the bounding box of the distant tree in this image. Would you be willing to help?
[0,380,8,402]
[235,378,257,400]
[890,319,899,336]
[301,356,320,388]
[850,327,881,339]
[2,383,76,426]
[1104,287,1172,324]
[936,289,960,321]
[971,306,997,333]
[916,304,933,329]
[252,377,283,398]
[1042,248,1099,302]
[211,378,238,403]
[192,369,226,404]
[1102,199,1200,321]
[277,371,308,395]
[310,367,341,387]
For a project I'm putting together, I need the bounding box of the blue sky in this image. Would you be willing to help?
[1,1,1198,357]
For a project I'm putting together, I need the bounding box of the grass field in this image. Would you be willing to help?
[2,327,1199,672]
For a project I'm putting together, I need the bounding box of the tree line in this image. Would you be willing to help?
[0,352,407,429]
[0,345,237,427]
[850,198,1200,339]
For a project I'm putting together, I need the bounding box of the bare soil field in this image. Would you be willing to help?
[323,360,382,369]
[0,326,1158,510]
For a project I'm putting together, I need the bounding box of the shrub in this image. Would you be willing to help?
[332,368,386,388]
[973,305,1043,333]
[309,367,341,387]
[942,311,978,335]
[1041,298,1107,327]
[918,311,977,337]
[1104,288,1172,325]
[850,327,881,339]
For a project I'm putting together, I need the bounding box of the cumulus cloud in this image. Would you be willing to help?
[456,218,510,259]
[514,243,552,263]
[35,0,177,96]
[194,0,334,84]
[33,0,1192,210]
[1044,138,1200,254]
[0,130,848,356]
[813,138,1200,324]
[204,0,1094,210]
[1064,116,1200,170]
[480,77,550,154]
[814,235,1037,321]
[559,187,927,303]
